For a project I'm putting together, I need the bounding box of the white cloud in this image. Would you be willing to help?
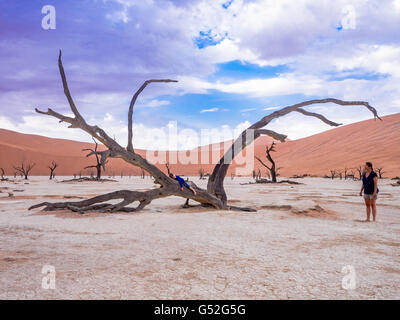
[200,107,219,113]
[104,113,114,121]
[241,108,256,112]
[137,99,170,108]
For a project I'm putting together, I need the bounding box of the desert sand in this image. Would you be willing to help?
[0,176,399,299]
[1,113,400,178]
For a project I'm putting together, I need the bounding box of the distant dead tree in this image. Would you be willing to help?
[1,168,8,181]
[48,161,58,180]
[199,168,205,180]
[376,167,385,178]
[356,166,364,180]
[141,168,145,179]
[255,141,280,182]
[257,169,262,180]
[344,168,349,180]
[338,171,343,180]
[29,51,381,213]
[347,169,355,180]
[252,170,256,180]
[165,162,171,176]
[13,161,35,180]
[329,170,337,180]
[83,138,107,180]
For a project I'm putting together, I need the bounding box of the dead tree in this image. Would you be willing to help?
[165,162,171,175]
[199,168,205,180]
[141,168,145,179]
[255,141,279,182]
[29,51,381,213]
[329,170,337,180]
[356,166,364,180]
[83,137,107,180]
[1,168,8,181]
[48,161,58,180]
[376,167,384,178]
[347,169,355,180]
[344,168,348,180]
[13,161,35,180]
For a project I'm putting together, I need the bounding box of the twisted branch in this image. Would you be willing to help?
[127,79,178,152]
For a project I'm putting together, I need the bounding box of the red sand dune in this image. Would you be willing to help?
[0,113,399,178]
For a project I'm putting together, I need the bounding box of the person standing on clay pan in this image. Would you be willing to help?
[359,161,379,222]
[169,173,197,195]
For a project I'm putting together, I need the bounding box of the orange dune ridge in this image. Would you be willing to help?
[0,113,399,178]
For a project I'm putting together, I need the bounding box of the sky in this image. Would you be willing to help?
[0,0,400,150]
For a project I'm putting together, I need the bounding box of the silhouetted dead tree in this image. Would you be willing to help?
[13,161,35,180]
[165,162,171,175]
[29,51,381,213]
[1,168,8,181]
[199,168,205,180]
[347,169,355,180]
[141,168,145,179]
[255,141,280,182]
[330,170,337,180]
[356,166,364,180]
[48,161,58,180]
[83,138,107,180]
[257,169,262,180]
[376,167,385,178]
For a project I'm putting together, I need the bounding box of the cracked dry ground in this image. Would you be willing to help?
[0,176,399,299]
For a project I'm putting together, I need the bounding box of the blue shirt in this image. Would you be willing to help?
[175,175,185,188]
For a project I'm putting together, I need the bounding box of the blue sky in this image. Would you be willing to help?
[0,0,399,149]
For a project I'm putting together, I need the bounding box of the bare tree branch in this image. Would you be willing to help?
[13,161,35,180]
[58,50,83,120]
[295,108,342,126]
[48,161,58,180]
[207,98,381,204]
[127,79,178,152]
